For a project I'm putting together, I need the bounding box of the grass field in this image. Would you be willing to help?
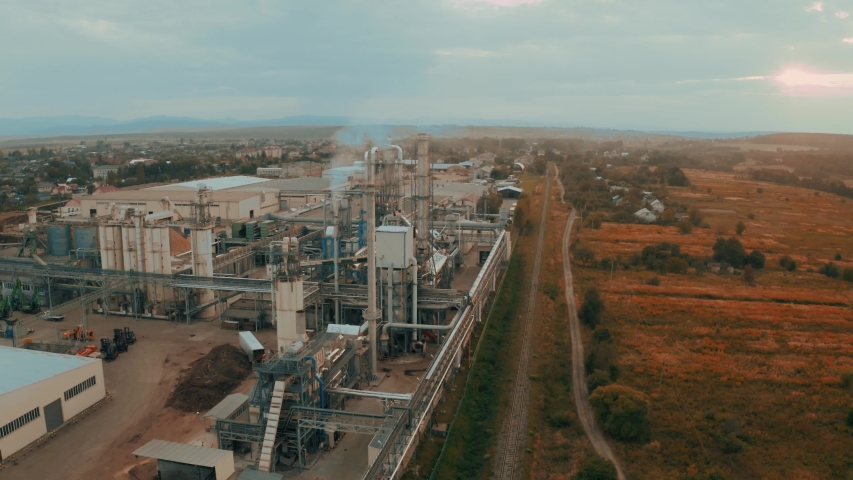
[572,169,853,479]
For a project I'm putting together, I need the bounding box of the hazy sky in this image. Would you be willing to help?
[2,0,853,132]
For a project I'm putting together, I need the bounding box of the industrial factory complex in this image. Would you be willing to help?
[0,135,515,479]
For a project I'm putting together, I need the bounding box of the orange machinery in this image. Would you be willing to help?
[76,345,98,356]
[62,325,95,341]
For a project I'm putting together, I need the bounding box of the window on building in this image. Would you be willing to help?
[2,282,12,290]
[249,210,254,219]
[0,408,40,439]
[21,284,31,292]
[64,376,97,401]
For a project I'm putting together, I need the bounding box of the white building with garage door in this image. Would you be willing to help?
[0,347,106,461]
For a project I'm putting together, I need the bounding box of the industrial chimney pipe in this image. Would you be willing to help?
[364,147,382,381]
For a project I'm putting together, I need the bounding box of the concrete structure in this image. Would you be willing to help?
[133,439,235,480]
[0,347,106,460]
[92,165,120,180]
[79,176,331,220]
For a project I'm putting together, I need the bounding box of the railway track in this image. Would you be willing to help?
[492,168,551,480]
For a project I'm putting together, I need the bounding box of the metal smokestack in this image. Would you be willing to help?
[364,148,382,380]
[416,134,430,263]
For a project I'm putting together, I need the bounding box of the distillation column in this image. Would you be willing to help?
[364,149,382,381]
[192,188,217,319]
[416,134,431,263]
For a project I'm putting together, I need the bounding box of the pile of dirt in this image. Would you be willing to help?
[167,344,252,412]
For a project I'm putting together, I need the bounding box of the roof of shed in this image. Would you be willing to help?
[133,439,233,468]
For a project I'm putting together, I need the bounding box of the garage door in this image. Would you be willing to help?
[44,399,64,432]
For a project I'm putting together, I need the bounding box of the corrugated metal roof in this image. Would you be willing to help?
[238,469,284,480]
[0,347,98,396]
[133,439,232,467]
[204,393,250,420]
[151,176,270,191]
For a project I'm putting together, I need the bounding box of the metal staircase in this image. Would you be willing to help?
[258,380,286,472]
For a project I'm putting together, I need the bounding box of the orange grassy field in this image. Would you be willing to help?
[573,170,853,479]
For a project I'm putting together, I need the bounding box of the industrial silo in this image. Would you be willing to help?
[47,225,72,256]
[73,226,98,257]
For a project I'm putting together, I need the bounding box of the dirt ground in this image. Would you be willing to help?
[1,310,277,480]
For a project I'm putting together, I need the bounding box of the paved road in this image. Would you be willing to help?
[493,169,551,480]
[558,168,627,480]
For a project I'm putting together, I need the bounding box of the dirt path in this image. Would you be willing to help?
[493,169,551,480]
[560,177,627,480]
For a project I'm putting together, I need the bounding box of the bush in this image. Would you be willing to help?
[665,257,689,274]
[847,407,853,428]
[746,250,766,269]
[736,221,746,236]
[548,411,573,429]
[836,252,843,261]
[819,262,840,278]
[575,245,596,266]
[646,276,661,286]
[843,268,853,283]
[744,265,756,285]
[587,369,613,393]
[593,327,612,343]
[713,237,747,267]
[542,282,559,300]
[572,456,617,480]
[589,384,650,442]
[841,372,853,390]
[677,219,693,234]
[722,436,745,454]
[579,288,604,328]
[779,255,797,271]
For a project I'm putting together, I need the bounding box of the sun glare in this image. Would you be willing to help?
[772,66,853,95]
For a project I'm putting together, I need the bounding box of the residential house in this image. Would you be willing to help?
[634,208,657,223]
[52,183,78,196]
[37,182,54,194]
[471,152,497,165]
[649,199,665,214]
[431,164,467,174]
[59,198,82,217]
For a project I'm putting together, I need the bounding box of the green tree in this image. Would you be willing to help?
[846,407,853,428]
[574,245,596,266]
[744,265,756,285]
[665,257,688,274]
[746,250,766,269]
[677,218,693,234]
[587,369,613,392]
[589,384,650,441]
[779,255,797,271]
[842,268,853,283]
[135,164,145,183]
[819,262,840,278]
[736,220,746,236]
[572,456,617,480]
[688,207,704,226]
[713,237,747,267]
[106,170,118,185]
[579,288,604,328]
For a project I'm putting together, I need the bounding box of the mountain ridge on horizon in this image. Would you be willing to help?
[0,114,798,140]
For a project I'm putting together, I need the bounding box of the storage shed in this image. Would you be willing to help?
[0,347,106,461]
[133,439,235,480]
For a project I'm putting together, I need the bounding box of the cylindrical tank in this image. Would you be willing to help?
[73,226,98,257]
[47,225,72,257]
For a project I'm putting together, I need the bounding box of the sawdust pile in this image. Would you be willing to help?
[167,344,252,412]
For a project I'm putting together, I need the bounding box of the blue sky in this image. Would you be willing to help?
[2,0,853,132]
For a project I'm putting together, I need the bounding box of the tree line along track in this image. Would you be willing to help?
[492,167,551,480]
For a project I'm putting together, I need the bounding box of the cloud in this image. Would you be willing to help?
[434,48,500,57]
[772,67,853,96]
[844,37,853,43]
[837,11,850,19]
[805,1,823,12]
[737,76,768,81]
[457,0,543,7]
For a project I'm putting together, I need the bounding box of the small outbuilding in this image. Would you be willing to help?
[133,439,235,480]
[498,186,523,199]
[634,208,657,223]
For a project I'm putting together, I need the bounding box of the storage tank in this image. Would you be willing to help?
[73,226,98,257]
[47,225,72,256]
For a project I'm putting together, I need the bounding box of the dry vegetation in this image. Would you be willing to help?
[573,170,853,479]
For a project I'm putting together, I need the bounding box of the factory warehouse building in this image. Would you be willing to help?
[0,347,106,460]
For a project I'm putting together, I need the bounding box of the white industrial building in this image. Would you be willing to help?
[0,347,106,461]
